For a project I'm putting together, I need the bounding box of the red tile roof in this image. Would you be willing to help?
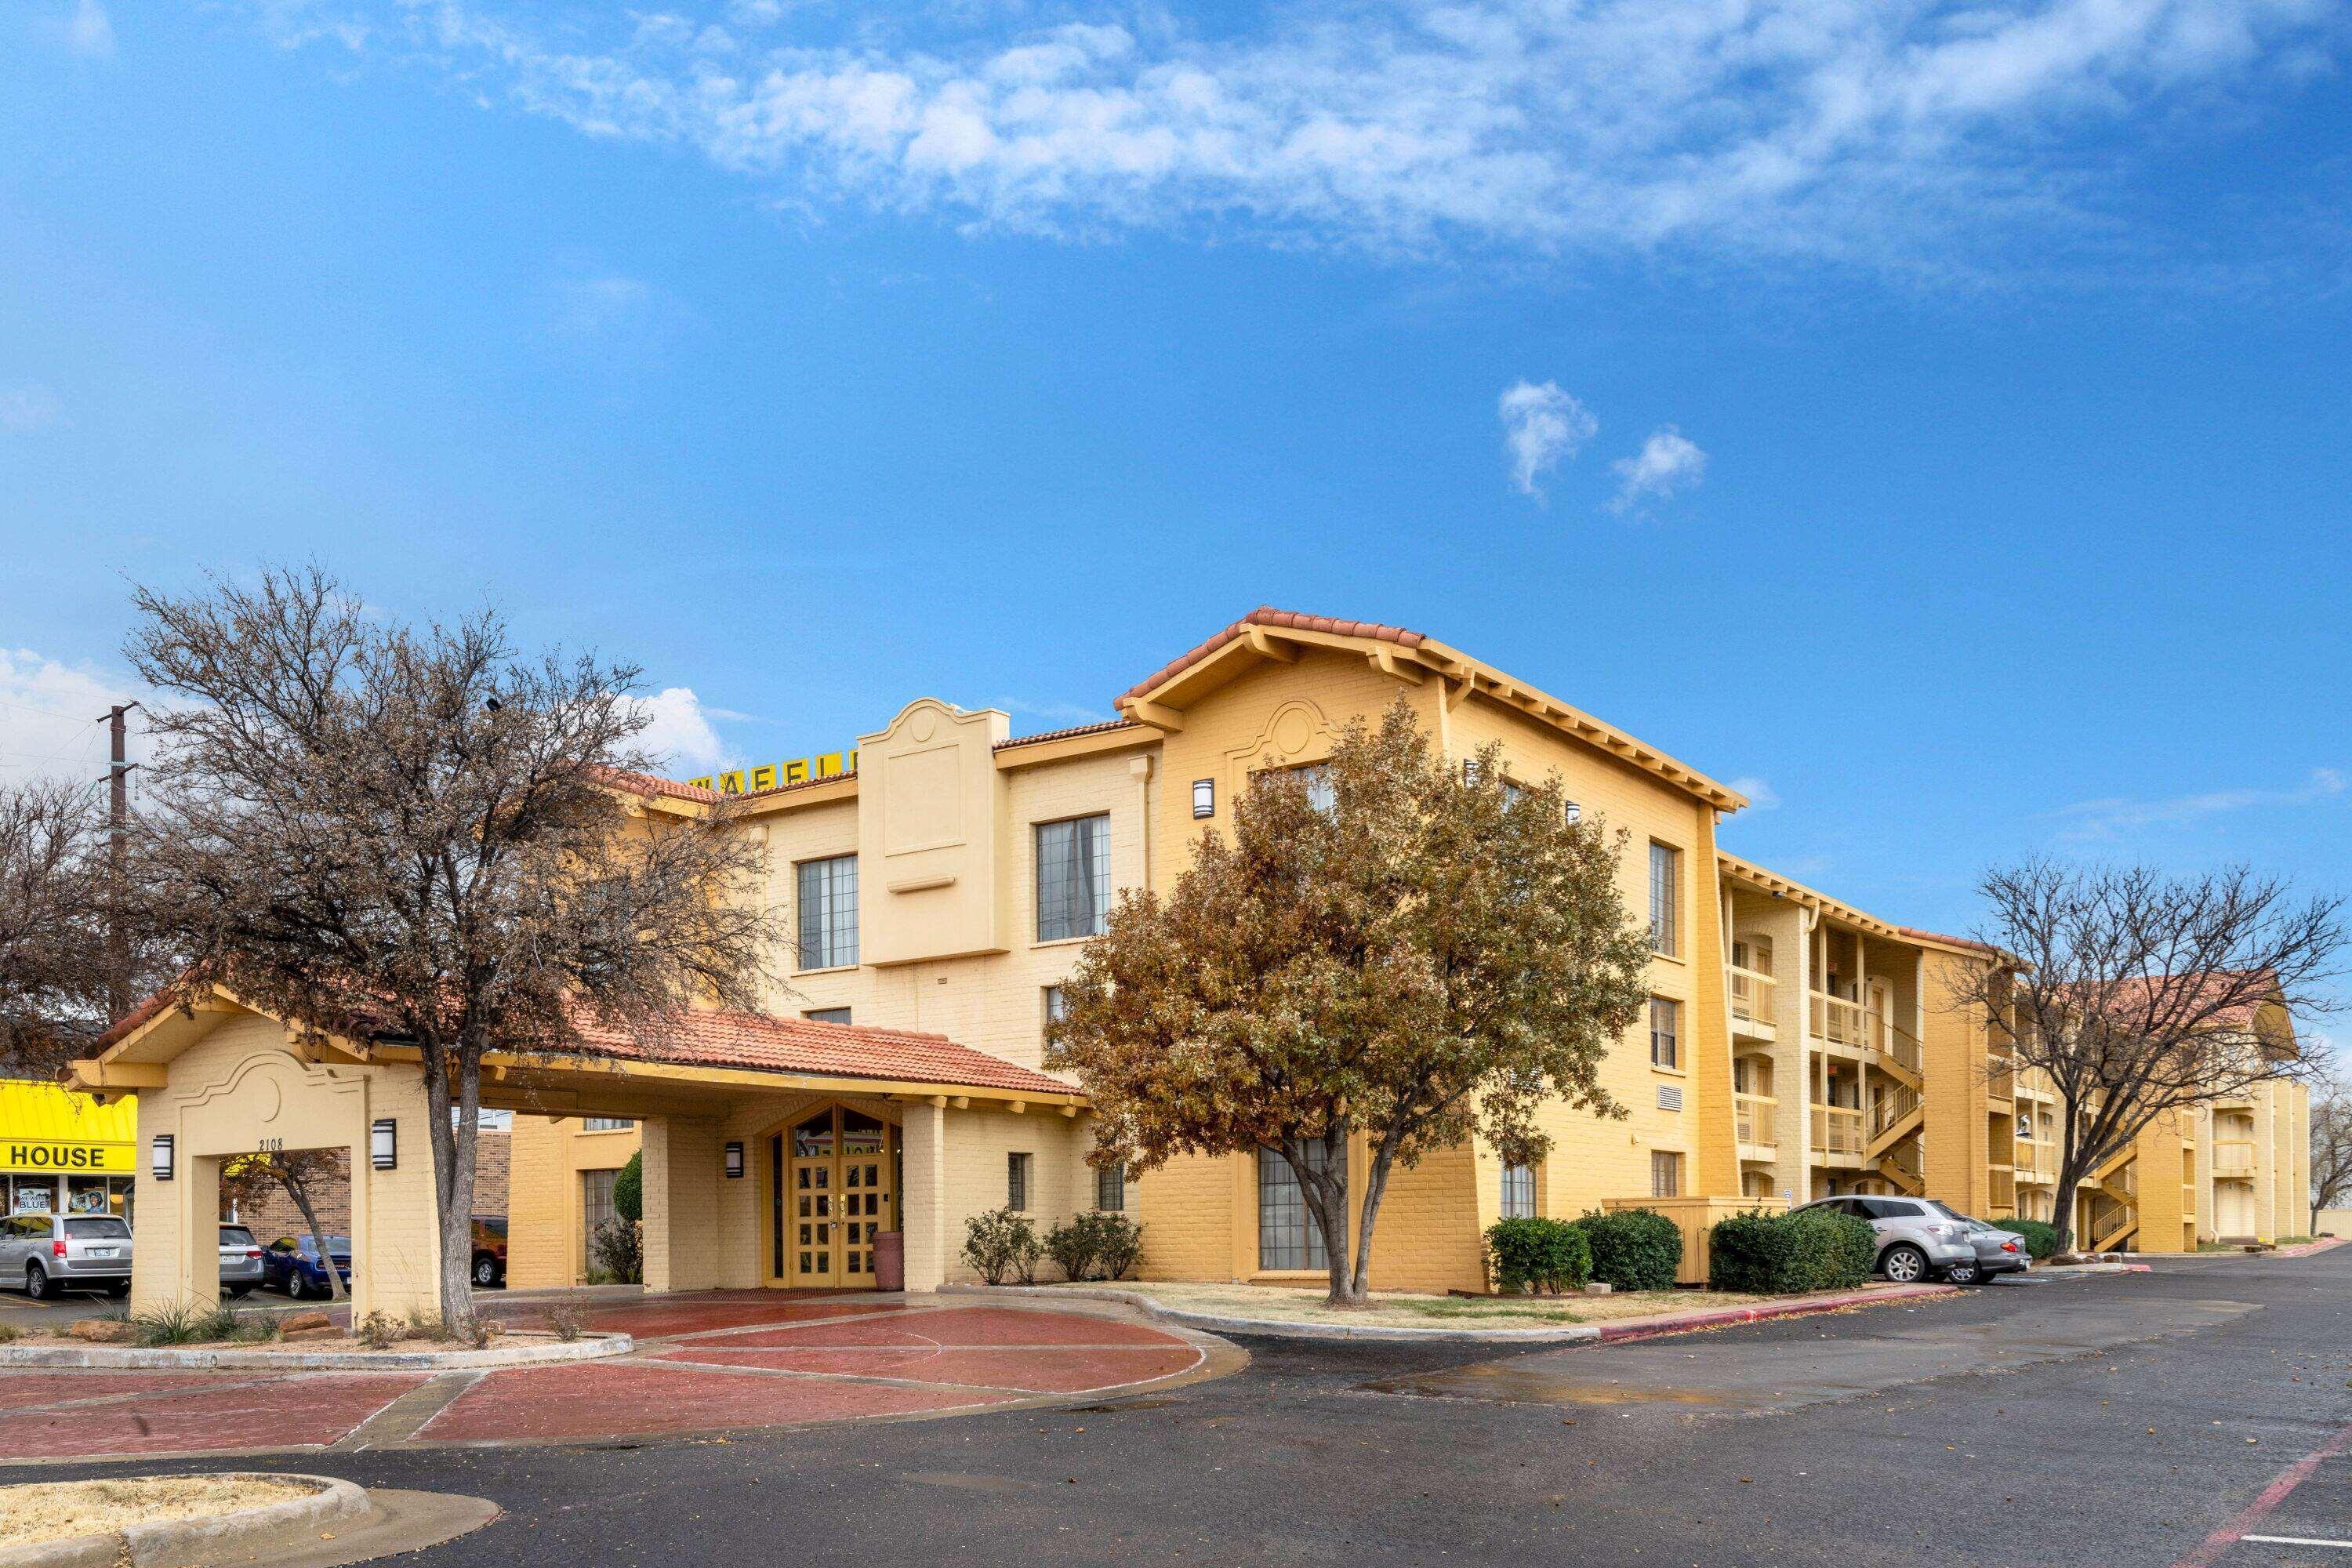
[1119,608,1427,702]
[1898,926,2005,956]
[593,766,722,805]
[994,718,1143,751]
[564,1007,1077,1096]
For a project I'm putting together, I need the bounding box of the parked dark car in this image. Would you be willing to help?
[262,1233,352,1298]
[471,1214,507,1289]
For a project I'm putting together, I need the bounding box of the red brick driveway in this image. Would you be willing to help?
[0,1293,1218,1463]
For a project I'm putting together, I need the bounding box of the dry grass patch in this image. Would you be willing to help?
[0,1474,318,1546]
[1036,1279,1774,1328]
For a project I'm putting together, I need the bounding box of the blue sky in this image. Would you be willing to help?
[2,0,2349,957]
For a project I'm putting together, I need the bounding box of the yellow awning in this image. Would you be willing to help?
[1,1080,138,1175]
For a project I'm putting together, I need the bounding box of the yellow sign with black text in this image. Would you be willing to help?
[0,1080,139,1174]
[688,750,857,797]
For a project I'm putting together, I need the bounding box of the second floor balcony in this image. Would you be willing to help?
[2211,1140,2258,1178]
[1735,1092,1777,1151]
[1811,1103,1865,1160]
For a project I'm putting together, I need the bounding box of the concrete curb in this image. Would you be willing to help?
[2270,1236,2347,1260]
[0,1473,367,1568]
[0,1331,630,1372]
[2032,1261,2152,1276]
[940,1281,1955,1344]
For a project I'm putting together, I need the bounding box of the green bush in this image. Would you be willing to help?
[613,1150,644,1224]
[1045,1217,1100,1282]
[1484,1217,1592,1294]
[590,1217,643,1284]
[2005,1218,2060,1260]
[1709,1208,1876,1294]
[1093,1214,1145,1281]
[1044,1212,1146,1282]
[962,1207,1044,1285]
[1572,1208,1682,1292]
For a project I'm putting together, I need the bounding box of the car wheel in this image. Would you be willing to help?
[106,1281,131,1298]
[473,1254,498,1289]
[1882,1243,1930,1283]
[1945,1258,1982,1287]
[24,1262,51,1301]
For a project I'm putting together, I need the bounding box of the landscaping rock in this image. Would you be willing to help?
[1582,1283,1613,1296]
[280,1311,333,1334]
[69,1319,133,1344]
[281,1325,343,1343]
[483,1320,506,1338]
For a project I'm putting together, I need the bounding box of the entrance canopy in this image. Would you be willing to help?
[71,989,1090,1316]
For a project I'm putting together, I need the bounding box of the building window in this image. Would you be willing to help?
[1500,1163,1536,1219]
[1649,996,1681,1070]
[802,1007,851,1025]
[1035,815,1111,942]
[1258,1143,1343,1272]
[797,855,859,970]
[1043,985,1067,1024]
[1096,1162,1126,1212]
[582,1167,618,1235]
[1650,1150,1683,1198]
[1295,764,1335,815]
[583,1117,635,1132]
[1007,1152,1033,1211]
[1649,841,1679,956]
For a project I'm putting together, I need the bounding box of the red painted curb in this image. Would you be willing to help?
[1590,1283,1955,1343]
[2271,1236,2347,1260]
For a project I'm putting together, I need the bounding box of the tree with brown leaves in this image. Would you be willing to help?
[0,779,116,1080]
[1047,699,1652,1306]
[124,567,782,1327]
[1948,860,2345,1254]
[219,1149,347,1300]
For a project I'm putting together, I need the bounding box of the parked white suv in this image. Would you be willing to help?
[1790,1196,1980,1284]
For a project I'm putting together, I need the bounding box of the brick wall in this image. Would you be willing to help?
[223,1130,512,1243]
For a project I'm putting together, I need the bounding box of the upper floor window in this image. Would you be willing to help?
[804,1007,851,1025]
[797,854,859,971]
[1650,996,1682,1069]
[1648,841,1680,956]
[1036,815,1110,942]
[1043,985,1067,1024]
[583,1117,634,1132]
[1500,1163,1536,1219]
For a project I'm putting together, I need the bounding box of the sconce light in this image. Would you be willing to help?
[152,1134,175,1182]
[371,1118,397,1171]
[1192,779,1214,818]
[724,1141,746,1179]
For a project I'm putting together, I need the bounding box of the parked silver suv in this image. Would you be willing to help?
[1790,1196,1979,1284]
[1,1211,133,1300]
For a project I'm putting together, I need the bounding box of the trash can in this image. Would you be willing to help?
[873,1230,905,1291]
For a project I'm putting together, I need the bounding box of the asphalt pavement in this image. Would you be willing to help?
[13,1250,2352,1567]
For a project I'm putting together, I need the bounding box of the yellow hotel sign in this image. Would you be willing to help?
[688,750,857,797]
[1,1080,138,1175]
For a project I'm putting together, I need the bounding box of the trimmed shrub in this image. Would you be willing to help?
[962,1207,1044,1285]
[2005,1218,2060,1260]
[1485,1217,1592,1294]
[1045,1218,1101,1283]
[590,1217,643,1284]
[1093,1214,1145,1281]
[1709,1207,1875,1294]
[1572,1208,1683,1292]
[613,1150,644,1225]
[1045,1212,1146,1282]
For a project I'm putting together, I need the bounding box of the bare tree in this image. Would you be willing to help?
[123,566,782,1327]
[2310,1074,2352,1237]
[219,1149,347,1301]
[1948,860,2345,1254]
[0,780,115,1080]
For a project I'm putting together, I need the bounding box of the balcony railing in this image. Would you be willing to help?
[1987,1167,2016,1210]
[1729,967,1777,1028]
[1735,1092,1777,1148]
[1986,1051,2014,1102]
[1811,991,1921,1074]
[1811,1104,1865,1158]
[2014,1139,2058,1181]
[2212,1140,2257,1178]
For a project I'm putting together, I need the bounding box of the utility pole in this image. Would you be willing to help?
[100,702,140,1022]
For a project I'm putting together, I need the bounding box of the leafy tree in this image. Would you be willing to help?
[122,567,781,1327]
[218,1149,347,1300]
[1,781,117,1079]
[1047,699,1650,1305]
[1946,860,2345,1254]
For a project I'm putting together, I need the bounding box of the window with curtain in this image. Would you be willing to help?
[1649,840,1680,955]
[1095,1162,1126,1212]
[582,1168,618,1235]
[797,855,859,970]
[1296,764,1336,815]
[1035,815,1110,942]
[1043,985,1066,1024]
[803,1007,851,1025]
[1258,1143,1343,1271]
[1649,996,1681,1069]
[583,1117,634,1131]
[1650,1150,1683,1198]
[1500,1163,1536,1219]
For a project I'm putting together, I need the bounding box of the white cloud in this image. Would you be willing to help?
[239,0,2345,266]
[1497,380,1597,500]
[67,0,114,56]
[2051,767,2347,841]
[627,686,736,774]
[0,649,147,790]
[0,386,64,432]
[1609,426,1707,513]
[1728,776,1780,811]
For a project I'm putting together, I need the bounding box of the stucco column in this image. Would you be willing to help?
[165,1152,222,1312]
[641,1116,721,1294]
[902,1099,948,1292]
[2254,1087,2278,1243]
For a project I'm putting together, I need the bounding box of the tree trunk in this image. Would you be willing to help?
[282,1171,343,1302]
[2051,1113,2082,1256]
[1349,1140,1400,1301]
[423,1038,483,1329]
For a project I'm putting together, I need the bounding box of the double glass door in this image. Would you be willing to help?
[771,1105,895,1288]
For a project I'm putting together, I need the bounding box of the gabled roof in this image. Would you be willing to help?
[1116,607,1746,811]
[1718,851,1903,939]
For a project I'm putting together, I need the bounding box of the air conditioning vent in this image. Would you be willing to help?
[1657,1084,1684,1112]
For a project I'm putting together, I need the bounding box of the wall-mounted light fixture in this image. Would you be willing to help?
[724,1141,746,1179]
[152,1134,175,1182]
[1192,779,1214,818]
[371,1118,397,1171]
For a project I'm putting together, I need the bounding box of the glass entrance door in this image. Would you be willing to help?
[775,1105,896,1288]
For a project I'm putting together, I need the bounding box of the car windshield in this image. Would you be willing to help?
[1922,1201,1969,1222]
[220,1227,257,1247]
[64,1218,131,1239]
